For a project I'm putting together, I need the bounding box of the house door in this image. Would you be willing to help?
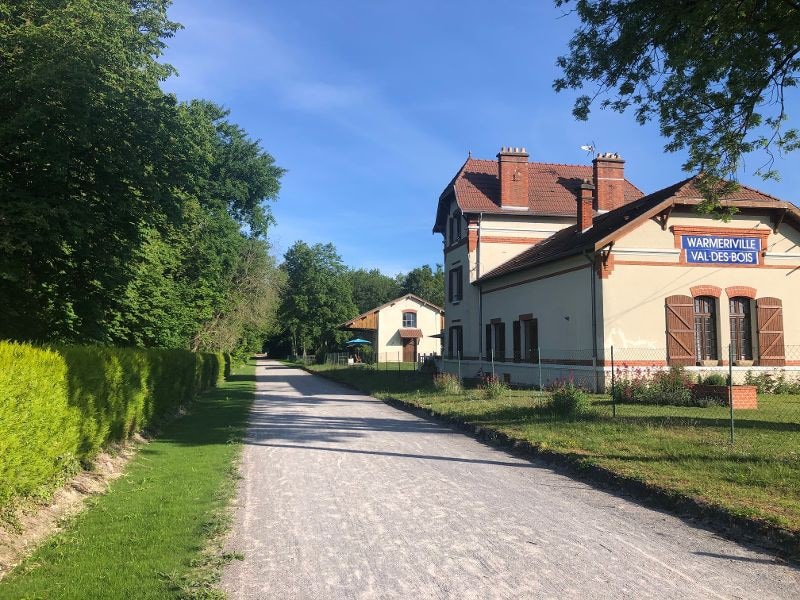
[402,338,417,362]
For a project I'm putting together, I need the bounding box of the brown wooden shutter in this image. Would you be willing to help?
[512,321,521,362]
[447,270,453,302]
[757,297,785,366]
[447,327,453,358]
[456,326,463,356]
[498,323,506,361]
[485,324,492,359]
[665,295,695,366]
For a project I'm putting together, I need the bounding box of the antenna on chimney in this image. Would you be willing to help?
[580,142,596,157]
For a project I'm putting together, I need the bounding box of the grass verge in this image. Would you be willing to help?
[0,362,256,599]
[293,362,800,555]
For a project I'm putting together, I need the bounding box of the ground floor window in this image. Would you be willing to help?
[693,296,718,361]
[729,297,753,361]
[448,326,463,359]
[523,318,538,362]
[486,321,506,361]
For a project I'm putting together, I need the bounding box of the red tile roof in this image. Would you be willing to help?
[398,328,423,339]
[434,157,643,232]
[478,175,800,283]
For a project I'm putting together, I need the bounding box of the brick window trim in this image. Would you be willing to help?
[725,286,757,299]
[402,309,418,313]
[689,285,722,298]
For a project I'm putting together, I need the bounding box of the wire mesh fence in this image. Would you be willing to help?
[438,345,800,439]
[299,345,800,442]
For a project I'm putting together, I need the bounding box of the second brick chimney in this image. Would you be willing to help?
[578,179,595,231]
[497,147,529,210]
[592,152,625,212]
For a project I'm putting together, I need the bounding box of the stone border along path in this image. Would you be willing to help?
[222,360,800,599]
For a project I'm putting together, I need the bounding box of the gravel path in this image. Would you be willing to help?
[222,360,799,599]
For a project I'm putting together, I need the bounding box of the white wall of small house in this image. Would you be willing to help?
[375,296,442,359]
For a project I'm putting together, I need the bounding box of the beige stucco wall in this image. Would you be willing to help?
[442,199,576,361]
[475,214,573,275]
[604,213,800,355]
[441,206,800,389]
[375,296,442,359]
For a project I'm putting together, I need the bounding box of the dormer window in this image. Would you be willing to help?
[402,311,417,327]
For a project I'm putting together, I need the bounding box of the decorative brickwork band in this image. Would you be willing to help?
[690,285,722,298]
[725,286,756,299]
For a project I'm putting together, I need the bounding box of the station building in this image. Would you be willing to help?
[434,147,800,389]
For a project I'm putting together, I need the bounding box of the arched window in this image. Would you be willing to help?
[402,311,417,327]
[729,297,753,360]
[693,296,718,361]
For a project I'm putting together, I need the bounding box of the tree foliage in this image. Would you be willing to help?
[0,0,284,355]
[554,0,800,211]
[398,264,444,308]
[347,268,401,314]
[277,242,358,356]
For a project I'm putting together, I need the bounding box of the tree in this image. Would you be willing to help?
[398,264,444,308]
[346,268,401,313]
[554,0,800,211]
[0,0,188,341]
[0,1,285,354]
[278,242,357,356]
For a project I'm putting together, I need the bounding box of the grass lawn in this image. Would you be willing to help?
[297,362,800,535]
[0,362,256,600]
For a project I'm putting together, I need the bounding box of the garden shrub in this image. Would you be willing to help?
[481,375,508,400]
[549,381,589,417]
[613,365,697,406]
[0,341,224,508]
[701,373,728,386]
[743,370,800,394]
[433,372,461,394]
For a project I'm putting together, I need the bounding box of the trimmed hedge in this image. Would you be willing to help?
[0,342,225,507]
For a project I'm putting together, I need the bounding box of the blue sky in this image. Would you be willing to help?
[161,1,800,276]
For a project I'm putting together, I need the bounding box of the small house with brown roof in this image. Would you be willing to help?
[435,147,800,389]
[340,294,444,362]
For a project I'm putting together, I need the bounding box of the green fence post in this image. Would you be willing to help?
[728,343,735,443]
[537,347,542,392]
[611,345,616,418]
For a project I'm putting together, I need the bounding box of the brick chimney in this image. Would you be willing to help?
[592,152,625,212]
[497,147,529,210]
[578,179,595,231]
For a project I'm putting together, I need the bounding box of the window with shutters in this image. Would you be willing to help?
[729,297,753,361]
[523,319,538,362]
[757,297,785,366]
[694,296,718,361]
[449,210,462,245]
[447,326,463,359]
[665,295,696,366]
[448,267,463,302]
[512,321,521,362]
[486,321,506,361]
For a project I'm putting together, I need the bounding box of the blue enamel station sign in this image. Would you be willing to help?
[682,236,761,265]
